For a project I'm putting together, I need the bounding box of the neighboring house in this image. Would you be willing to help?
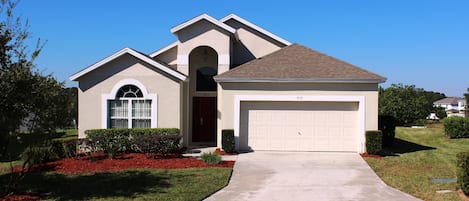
[434,97,466,117]
[69,14,386,153]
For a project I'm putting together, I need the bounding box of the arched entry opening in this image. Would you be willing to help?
[189,46,218,144]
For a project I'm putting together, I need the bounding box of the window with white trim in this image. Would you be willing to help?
[108,85,151,128]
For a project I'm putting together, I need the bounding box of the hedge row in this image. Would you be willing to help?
[444,116,469,138]
[84,128,181,158]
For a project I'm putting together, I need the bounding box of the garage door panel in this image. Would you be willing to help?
[241,101,359,152]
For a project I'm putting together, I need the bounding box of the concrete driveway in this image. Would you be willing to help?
[205,152,420,201]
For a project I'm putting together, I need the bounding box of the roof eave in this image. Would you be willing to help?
[220,14,291,46]
[69,48,188,82]
[214,77,387,84]
[149,41,178,58]
[170,14,236,34]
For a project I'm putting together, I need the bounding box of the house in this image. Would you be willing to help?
[434,97,466,117]
[69,14,386,153]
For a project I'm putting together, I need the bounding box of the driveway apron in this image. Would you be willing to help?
[205,152,420,201]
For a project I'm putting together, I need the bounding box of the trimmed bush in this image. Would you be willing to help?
[365,130,382,155]
[444,116,469,138]
[50,140,66,159]
[85,128,181,158]
[457,151,469,194]
[201,152,222,165]
[379,115,396,147]
[63,139,79,158]
[222,129,235,153]
[22,146,59,166]
[132,134,182,157]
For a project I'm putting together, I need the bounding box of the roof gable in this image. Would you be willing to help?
[215,44,386,83]
[170,14,235,34]
[220,14,291,46]
[69,48,187,81]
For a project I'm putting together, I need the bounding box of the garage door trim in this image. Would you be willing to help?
[234,95,366,153]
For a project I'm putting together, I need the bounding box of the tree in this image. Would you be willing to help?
[435,106,447,119]
[465,88,469,117]
[0,0,71,149]
[379,83,439,126]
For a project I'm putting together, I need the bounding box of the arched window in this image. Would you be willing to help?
[196,67,217,91]
[116,85,143,98]
[108,84,151,128]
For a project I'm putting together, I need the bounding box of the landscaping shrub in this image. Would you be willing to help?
[132,134,182,157]
[50,140,66,159]
[414,119,427,126]
[378,115,396,147]
[129,128,180,136]
[222,129,235,153]
[457,151,469,194]
[201,152,222,165]
[443,116,469,138]
[85,128,181,158]
[22,146,58,166]
[63,139,79,158]
[365,130,382,155]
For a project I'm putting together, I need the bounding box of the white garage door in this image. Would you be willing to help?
[240,101,359,152]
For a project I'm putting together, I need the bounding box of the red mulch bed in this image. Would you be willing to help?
[1,192,44,201]
[214,148,238,156]
[2,153,234,201]
[360,153,382,159]
[11,152,234,174]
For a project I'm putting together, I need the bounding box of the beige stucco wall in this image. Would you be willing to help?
[175,20,231,76]
[77,54,182,138]
[216,82,380,148]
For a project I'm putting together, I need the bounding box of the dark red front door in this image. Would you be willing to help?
[192,97,217,142]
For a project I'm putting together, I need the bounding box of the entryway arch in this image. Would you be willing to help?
[189,46,218,145]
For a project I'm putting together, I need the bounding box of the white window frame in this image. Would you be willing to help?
[102,79,158,128]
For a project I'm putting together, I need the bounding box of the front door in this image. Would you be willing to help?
[192,97,217,142]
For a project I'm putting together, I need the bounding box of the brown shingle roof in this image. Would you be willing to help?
[214,44,386,83]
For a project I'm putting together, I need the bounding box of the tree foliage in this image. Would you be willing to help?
[379,83,445,126]
[0,0,73,157]
[465,88,469,117]
[435,106,447,119]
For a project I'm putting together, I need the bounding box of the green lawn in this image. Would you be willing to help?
[1,168,232,200]
[364,127,469,201]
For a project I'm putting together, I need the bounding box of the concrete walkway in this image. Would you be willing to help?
[205,152,420,201]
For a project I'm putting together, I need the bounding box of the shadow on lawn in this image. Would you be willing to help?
[0,170,171,200]
[384,138,436,155]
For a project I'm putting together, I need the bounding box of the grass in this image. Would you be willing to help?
[364,126,469,201]
[0,168,232,200]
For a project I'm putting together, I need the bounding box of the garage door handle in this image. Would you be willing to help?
[200,117,204,126]
[298,131,301,135]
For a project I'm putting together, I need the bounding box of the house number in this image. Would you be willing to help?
[296,96,303,100]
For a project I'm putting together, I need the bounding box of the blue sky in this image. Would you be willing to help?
[15,0,469,96]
